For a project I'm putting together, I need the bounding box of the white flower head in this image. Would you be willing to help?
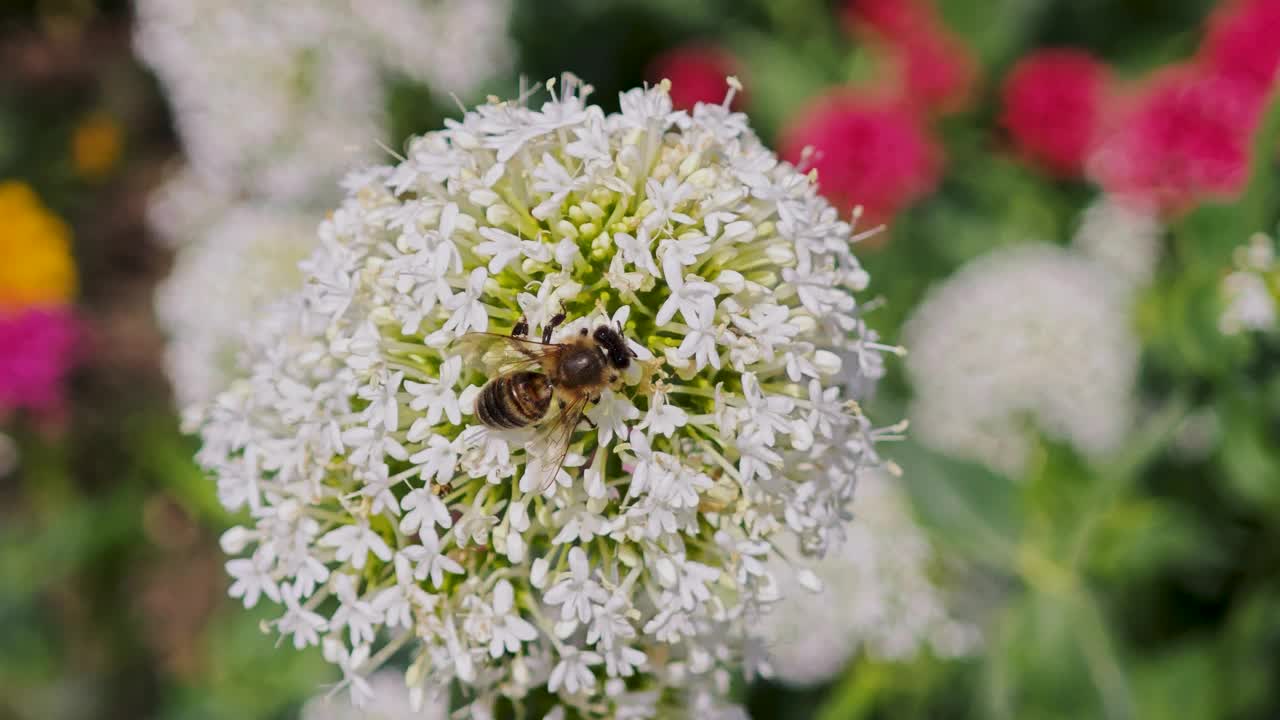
[761,471,980,686]
[135,0,512,203]
[1071,196,1163,289]
[1220,232,1279,336]
[904,243,1139,475]
[195,78,893,717]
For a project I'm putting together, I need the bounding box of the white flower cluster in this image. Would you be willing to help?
[904,244,1139,475]
[195,78,893,717]
[1219,232,1279,335]
[1072,197,1162,289]
[301,671,446,720]
[761,470,979,687]
[155,205,317,409]
[135,0,512,203]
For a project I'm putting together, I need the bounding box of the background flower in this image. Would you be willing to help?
[841,0,977,113]
[903,244,1139,475]
[0,181,77,311]
[1089,68,1260,213]
[134,0,512,204]
[1220,232,1279,335]
[779,93,941,226]
[1000,49,1112,178]
[648,45,745,112]
[761,470,979,687]
[154,205,317,409]
[1200,0,1280,102]
[0,307,80,417]
[1071,196,1164,288]
[299,671,445,720]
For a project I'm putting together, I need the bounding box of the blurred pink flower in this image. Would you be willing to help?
[1090,67,1260,213]
[842,0,977,113]
[0,306,79,417]
[1000,49,1112,177]
[779,93,941,225]
[1201,0,1280,102]
[647,45,744,112]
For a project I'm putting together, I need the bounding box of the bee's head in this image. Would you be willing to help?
[593,325,637,369]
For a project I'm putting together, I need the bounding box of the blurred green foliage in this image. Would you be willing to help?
[2,0,1279,718]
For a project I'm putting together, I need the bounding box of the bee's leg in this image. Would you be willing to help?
[512,316,530,339]
[582,439,600,471]
[542,306,567,344]
[583,416,597,429]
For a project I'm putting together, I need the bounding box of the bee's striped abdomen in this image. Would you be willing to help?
[476,371,551,429]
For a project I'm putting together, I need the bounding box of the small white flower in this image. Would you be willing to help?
[548,646,603,695]
[466,579,539,658]
[583,389,640,447]
[320,522,393,571]
[613,228,660,276]
[656,271,719,328]
[226,551,280,608]
[443,267,491,335]
[400,532,465,589]
[400,488,454,537]
[406,356,465,428]
[544,547,609,625]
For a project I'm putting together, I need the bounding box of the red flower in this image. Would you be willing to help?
[1201,0,1280,102]
[1090,67,1261,213]
[779,93,942,225]
[1000,49,1112,177]
[647,45,744,112]
[842,0,977,113]
[0,306,79,417]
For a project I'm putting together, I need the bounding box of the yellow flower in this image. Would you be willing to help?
[0,182,77,310]
[72,112,123,180]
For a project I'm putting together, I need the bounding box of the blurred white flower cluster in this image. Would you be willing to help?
[1072,197,1162,288]
[301,671,446,720]
[155,206,316,410]
[761,470,979,686]
[136,0,512,203]
[138,0,511,408]
[1220,232,1278,335]
[904,243,1139,475]
[194,78,894,717]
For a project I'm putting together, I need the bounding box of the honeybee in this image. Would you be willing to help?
[458,309,639,489]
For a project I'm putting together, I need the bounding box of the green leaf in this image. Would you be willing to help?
[1215,392,1280,510]
[1086,499,1217,582]
[1133,642,1219,720]
[894,441,1022,568]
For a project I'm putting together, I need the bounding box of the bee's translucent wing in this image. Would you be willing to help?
[454,332,561,376]
[524,393,590,493]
